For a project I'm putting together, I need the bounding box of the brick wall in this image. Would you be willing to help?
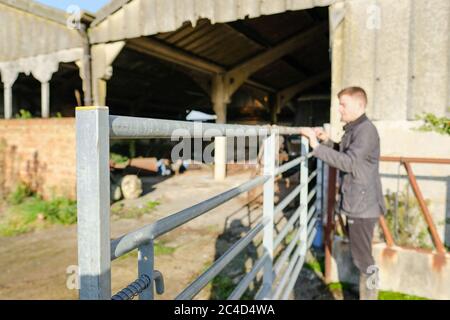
[0,118,76,200]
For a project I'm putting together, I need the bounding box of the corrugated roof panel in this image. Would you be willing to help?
[203,40,263,67]
[0,3,83,62]
[89,0,335,43]
[184,26,231,52]
[154,22,265,68]
[156,22,198,42]
[133,5,330,90]
[240,9,316,45]
[170,23,217,48]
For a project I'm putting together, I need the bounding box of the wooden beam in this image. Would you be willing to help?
[226,22,311,78]
[225,22,328,96]
[211,74,227,123]
[126,37,276,94]
[245,79,276,93]
[127,37,223,74]
[170,62,276,96]
[91,41,126,105]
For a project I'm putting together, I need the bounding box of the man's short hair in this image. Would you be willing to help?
[338,86,367,106]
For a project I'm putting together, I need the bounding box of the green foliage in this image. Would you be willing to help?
[285,229,295,244]
[116,240,176,261]
[0,185,77,236]
[209,260,256,300]
[15,109,33,119]
[327,282,354,292]
[210,275,254,300]
[110,200,160,220]
[210,275,235,300]
[39,197,77,225]
[378,291,428,300]
[415,113,450,135]
[305,257,325,274]
[196,258,255,300]
[328,282,428,300]
[154,240,176,255]
[110,152,129,165]
[145,200,160,211]
[384,188,432,249]
[7,183,33,205]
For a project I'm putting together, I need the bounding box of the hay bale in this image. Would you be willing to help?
[121,175,143,200]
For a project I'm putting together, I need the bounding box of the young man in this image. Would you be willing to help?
[299,86,386,300]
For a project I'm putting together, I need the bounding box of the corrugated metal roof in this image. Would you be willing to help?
[0,0,70,25]
[0,1,85,61]
[144,9,330,89]
[0,0,95,26]
[154,19,264,68]
[102,6,331,120]
[89,0,335,44]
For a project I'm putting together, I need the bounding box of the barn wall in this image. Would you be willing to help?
[329,0,450,245]
[0,118,76,200]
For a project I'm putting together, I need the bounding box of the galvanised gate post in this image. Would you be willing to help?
[299,136,309,256]
[261,132,276,299]
[76,106,111,300]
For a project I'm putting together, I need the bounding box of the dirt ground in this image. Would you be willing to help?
[0,167,350,300]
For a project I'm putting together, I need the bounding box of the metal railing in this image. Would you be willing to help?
[76,106,326,300]
[323,156,450,283]
[379,156,450,254]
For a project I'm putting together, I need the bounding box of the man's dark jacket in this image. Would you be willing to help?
[313,114,386,218]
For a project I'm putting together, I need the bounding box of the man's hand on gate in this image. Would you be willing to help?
[313,127,329,142]
[299,127,319,149]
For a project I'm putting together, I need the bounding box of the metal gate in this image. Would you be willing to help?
[76,106,327,300]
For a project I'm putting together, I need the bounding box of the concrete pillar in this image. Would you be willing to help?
[212,74,228,124]
[75,58,93,107]
[91,42,125,106]
[32,63,54,118]
[3,84,12,119]
[92,75,108,107]
[213,98,228,180]
[212,74,230,180]
[213,99,227,124]
[214,136,227,181]
[1,67,18,119]
[41,81,50,118]
[97,79,107,106]
[79,24,93,106]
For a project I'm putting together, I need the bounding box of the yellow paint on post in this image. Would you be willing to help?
[75,106,109,111]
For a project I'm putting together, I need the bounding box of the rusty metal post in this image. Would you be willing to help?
[379,215,395,247]
[380,156,450,165]
[403,162,446,254]
[324,167,337,284]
